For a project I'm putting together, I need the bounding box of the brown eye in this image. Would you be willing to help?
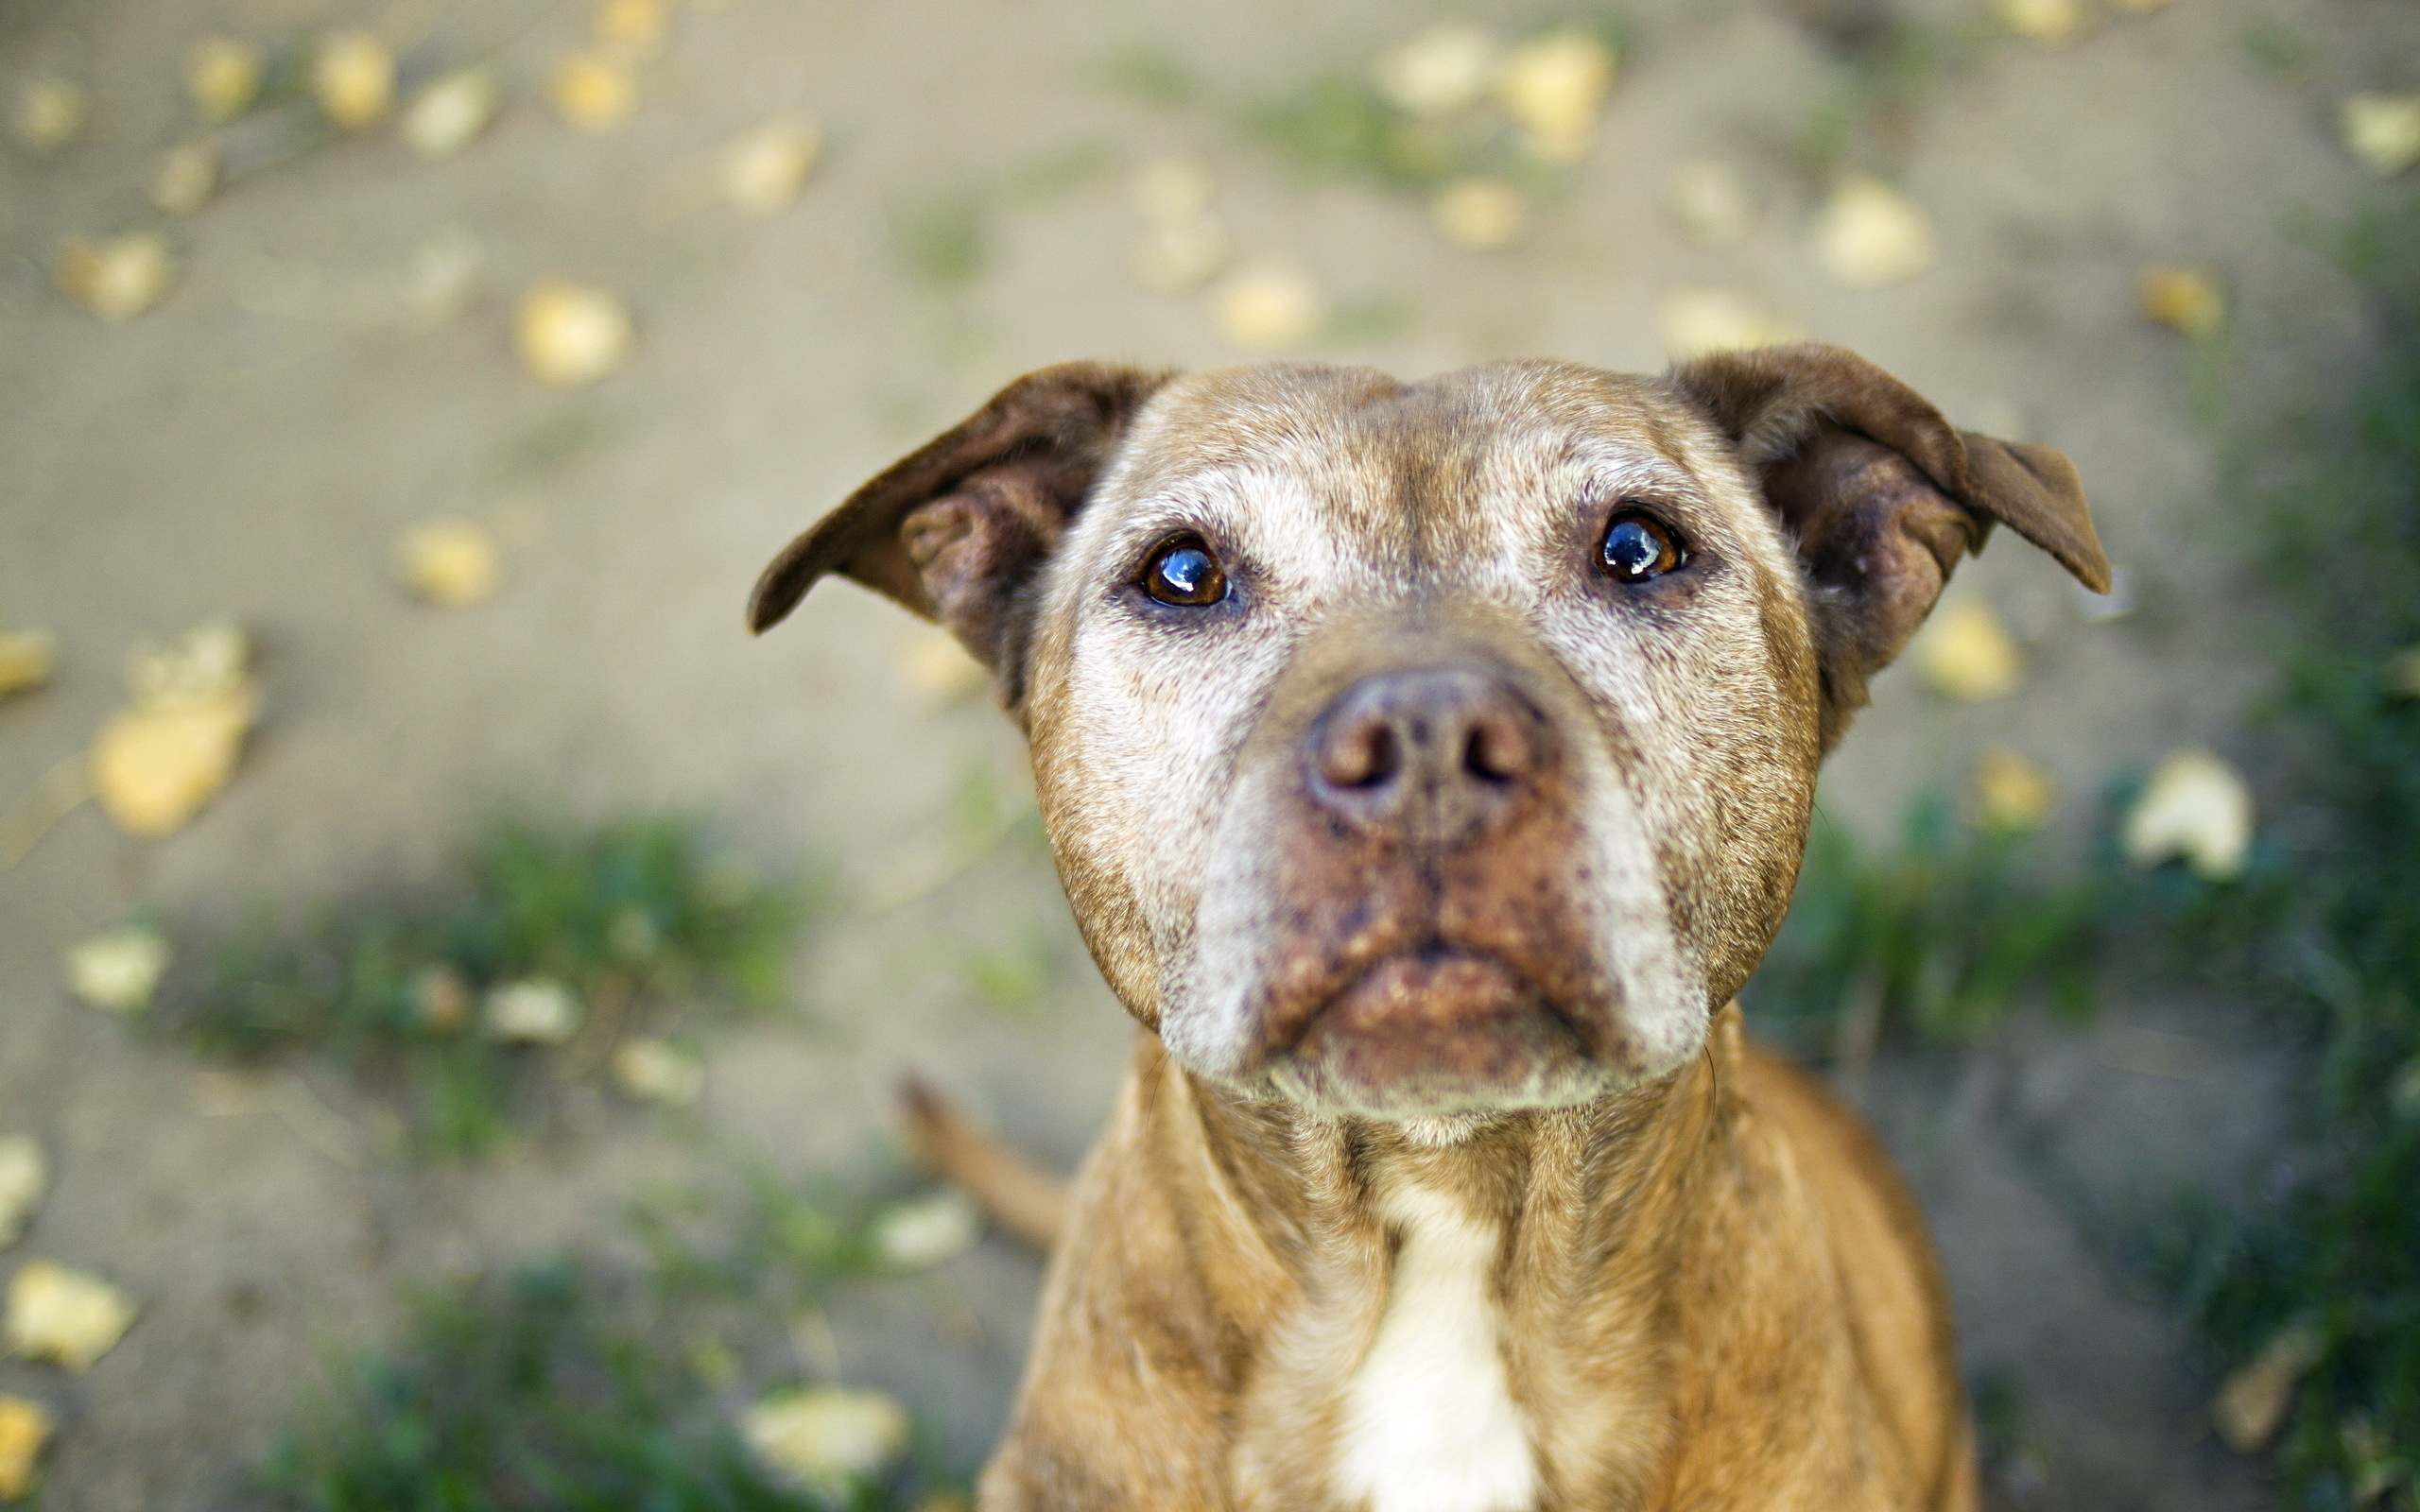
[1598,509,1684,583]
[1144,538,1228,607]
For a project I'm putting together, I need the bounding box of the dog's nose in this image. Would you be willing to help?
[1305,667,1547,846]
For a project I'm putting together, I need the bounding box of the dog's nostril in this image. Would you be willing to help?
[1463,715,1532,782]
[1321,722,1400,790]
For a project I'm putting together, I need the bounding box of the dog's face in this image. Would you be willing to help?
[752,347,2107,1120]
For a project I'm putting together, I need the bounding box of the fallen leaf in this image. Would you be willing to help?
[413,966,472,1031]
[126,618,248,709]
[150,138,220,215]
[64,926,169,1012]
[402,68,500,160]
[2125,747,2254,880]
[1973,747,2057,832]
[314,32,393,129]
[0,1139,46,1247]
[186,37,263,123]
[55,232,179,322]
[1496,29,1615,163]
[1655,287,1801,360]
[596,0,670,61]
[1129,215,1232,294]
[1815,175,1935,289]
[396,518,501,606]
[1996,0,2083,43]
[1371,25,1498,119]
[516,282,632,386]
[549,52,635,131]
[0,1395,50,1500]
[1132,157,1216,223]
[1667,159,1756,248]
[1917,599,2022,702]
[5,1262,136,1371]
[612,1038,704,1107]
[12,78,88,153]
[2340,93,2420,178]
[2385,645,2420,699]
[898,628,988,702]
[744,1388,909,1492]
[873,1191,980,1271]
[1430,176,1528,250]
[484,979,580,1042]
[1213,263,1329,351]
[2140,263,2224,337]
[2212,1325,2322,1452]
[93,685,259,836]
[717,118,821,213]
[0,630,56,699]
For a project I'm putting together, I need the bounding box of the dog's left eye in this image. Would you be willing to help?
[1598,509,1685,584]
[1143,537,1229,607]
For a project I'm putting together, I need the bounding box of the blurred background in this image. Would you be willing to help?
[4,0,2418,1506]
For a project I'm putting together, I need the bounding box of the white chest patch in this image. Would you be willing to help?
[1332,1183,1539,1512]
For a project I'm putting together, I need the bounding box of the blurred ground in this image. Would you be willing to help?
[2,0,2413,1504]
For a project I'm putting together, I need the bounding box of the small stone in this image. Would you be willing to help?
[396,518,501,607]
[1213,263,1329,351]
[2212,1325,2322,1452]
[55,232,179,322]
[402,68,500,160]
[1131,157,1216,222]
[611,1038,705,1107]
[2125,747,2254,881]
[92,685,259,836]
[515,282,632,387]
[596,0,670,60]
[1130,215,1232,295]
[1430,177,1528,251]
[0,1395,51,1500]
[1667,159,1756,248]
[1917,599,2022,702]
[717,118,821,213]
[413,966,473,1032]
[2140,264,2224,338]
[873,1191,981,1271]
[1371,25,1498,119]
[0,629,56,699]
[1972,747,2057,832]
[1496,28,1615,163]
[1655,287,1801,360]
[150,138,221,215]
[2340,93,2420,178]
[743,1387,909,1493]
[484,979,580,1042]
[5,1262,137,1371]
[549,52,635,131]
[12,78,88,153]
[314,32,394,129]
[186,37,263,123]
[65,927,170,1013]
[2384,645,2420,699]
[0,1139,47,1248]
[1997,0,2083,43]
[1814,175,1935,289]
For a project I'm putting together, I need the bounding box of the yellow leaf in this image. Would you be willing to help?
[1213,263,1329,351]
[1656,288,1801,361]
[717,119,821,213]
[92,683,259,837]
[186,37,263,123]
[55,232,179,322]
[1815,176,1935,289]
[2140,263,2224,337]
[1996,0,2083,43]
[2124,747,2253,880]
[1973,747,2057,832]
[2340,93,2420,178]
[12,78,87,152]
[0,629,56,699]
[403,69,501,160]
[612,1038,705,1107]
[5,1262,137,1372]
[743,1388,908,1491]
[150,138,221,215]
[516,282,632,387]
[484,979,580,1042]
[314,32,393,129]
[550,52,635,131]
[1430,177,1529,251]
[1917,599,2022,702]
[396,518,501,607]
[0,1395,52,1500]
[1372,26,1498,119]
[2212,1326,2322,1452]
[596,0,670,60]
[0,1138,47,1248]
[1496,29,1614,163]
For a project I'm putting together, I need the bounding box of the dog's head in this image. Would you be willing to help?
[752,347,2106,1119]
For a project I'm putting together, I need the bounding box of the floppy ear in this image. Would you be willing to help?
[1669,342,2110,749]
[748,361,1172,703]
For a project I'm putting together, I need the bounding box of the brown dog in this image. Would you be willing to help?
[751,345,2107,1511]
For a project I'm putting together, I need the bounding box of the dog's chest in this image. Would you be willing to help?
[1329,1182,1540,1512]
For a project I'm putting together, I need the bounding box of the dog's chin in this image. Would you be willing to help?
[1257,951,1619,1120]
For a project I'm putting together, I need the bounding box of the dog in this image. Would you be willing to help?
[750,344,2107,1511]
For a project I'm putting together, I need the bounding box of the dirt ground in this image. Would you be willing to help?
[3,0,2412,1504]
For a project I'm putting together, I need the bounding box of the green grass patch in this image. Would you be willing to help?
[147,812,812,1158]
[889,195,990,290]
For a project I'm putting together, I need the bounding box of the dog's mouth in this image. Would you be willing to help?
[1262,948,1610,1115]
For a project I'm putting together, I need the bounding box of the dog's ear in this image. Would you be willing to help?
[748,361,1171,697]
[1669,342,2110,748]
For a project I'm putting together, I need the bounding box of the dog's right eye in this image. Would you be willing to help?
[1142,538,1229,607]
